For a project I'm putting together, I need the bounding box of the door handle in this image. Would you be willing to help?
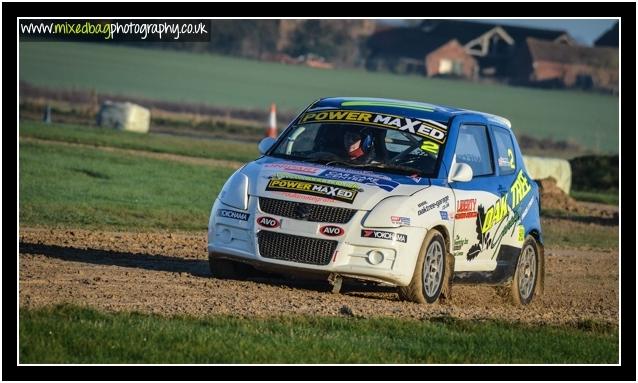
[497,185,508,196]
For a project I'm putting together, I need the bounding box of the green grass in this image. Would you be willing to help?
[541,215,618,249]
[572,189,619,205]
[20,304,618,364]
[20,42,618,153]
[19,140,234,231]
[20,120,259,163]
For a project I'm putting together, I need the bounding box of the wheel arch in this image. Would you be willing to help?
[528,228,544,247]
[431,224,454,301]
[526,230,545,297]
[431,224,451,252]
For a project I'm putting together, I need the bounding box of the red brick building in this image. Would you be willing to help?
[418,20,574,77]
[511,38,619,92]
[366,28,477,79]
[366,21,574,80]
[424,39,478,78]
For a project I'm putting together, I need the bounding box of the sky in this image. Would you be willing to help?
[380,19,618,46]
[468,19,618,46]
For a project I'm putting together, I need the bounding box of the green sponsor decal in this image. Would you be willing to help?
[340,101,436,113]
[266,178,358,203]
[273,172,360,190]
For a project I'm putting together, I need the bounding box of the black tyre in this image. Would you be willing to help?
[510,236,541,306]
[398,229,451,304]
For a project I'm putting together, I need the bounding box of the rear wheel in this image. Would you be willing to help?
[510,236,541,305]
[398,230,451,304]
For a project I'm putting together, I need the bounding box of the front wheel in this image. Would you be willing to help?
[510,236,542,305]
[398,229,452,304]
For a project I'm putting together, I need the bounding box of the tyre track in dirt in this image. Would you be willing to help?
[19,228,618,326]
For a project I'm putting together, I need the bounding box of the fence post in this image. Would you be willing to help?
[43,104,52,124]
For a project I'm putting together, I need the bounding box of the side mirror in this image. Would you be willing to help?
[449,162,473,183]
[258,137,276,155]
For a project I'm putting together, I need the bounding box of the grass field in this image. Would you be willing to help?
[20,120,259,163]
[19,42,618,153]
[20,305,618,364]
[540,213,618,250]
[571,190,619,205]
[19,140,233,231]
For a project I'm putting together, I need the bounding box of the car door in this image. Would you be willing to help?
[449,122,501,272]
[491,125,519,209]
[488,125,528,257]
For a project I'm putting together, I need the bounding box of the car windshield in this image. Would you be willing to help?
[270,120,448,177]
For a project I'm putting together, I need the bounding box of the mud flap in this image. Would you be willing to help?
[536,243,545,296]
[439,252,455,303]
[328,273,343,294]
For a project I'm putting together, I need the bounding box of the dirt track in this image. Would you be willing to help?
[19,228,618,326]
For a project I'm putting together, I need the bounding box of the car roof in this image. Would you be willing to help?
[309,97,512,129]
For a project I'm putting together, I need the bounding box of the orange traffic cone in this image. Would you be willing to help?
[266,103,277,138]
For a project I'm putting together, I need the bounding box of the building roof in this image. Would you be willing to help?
[496,23,571,43]
[366,21,574,63]
[594,22,619,47]
[308,97,511,127]
[367,27,459,59]
[419,20,495,45]
[526,37,618,68]
[418,20,570,45]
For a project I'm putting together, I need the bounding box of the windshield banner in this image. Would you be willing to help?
[298,109,448,144]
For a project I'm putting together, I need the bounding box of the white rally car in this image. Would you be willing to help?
[208,97,544,305]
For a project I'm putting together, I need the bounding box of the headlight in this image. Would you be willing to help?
[218,171,249,210]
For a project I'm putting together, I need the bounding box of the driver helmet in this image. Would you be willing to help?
[343,128,373,160]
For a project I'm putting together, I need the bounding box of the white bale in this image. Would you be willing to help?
[97,101,150,133]
[522,155,572,194]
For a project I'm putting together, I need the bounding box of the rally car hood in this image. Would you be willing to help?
[244,156,431,211]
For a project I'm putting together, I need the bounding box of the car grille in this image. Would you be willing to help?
[257,231,337,266]
[258,197,357,224]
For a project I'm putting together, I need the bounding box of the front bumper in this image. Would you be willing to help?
[207,196,426,286]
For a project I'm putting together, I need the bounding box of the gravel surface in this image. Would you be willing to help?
[19,228,618,326]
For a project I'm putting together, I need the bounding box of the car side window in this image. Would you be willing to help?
[384,130,434,156]
[492,127,516,175]
[455,124,493,177]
